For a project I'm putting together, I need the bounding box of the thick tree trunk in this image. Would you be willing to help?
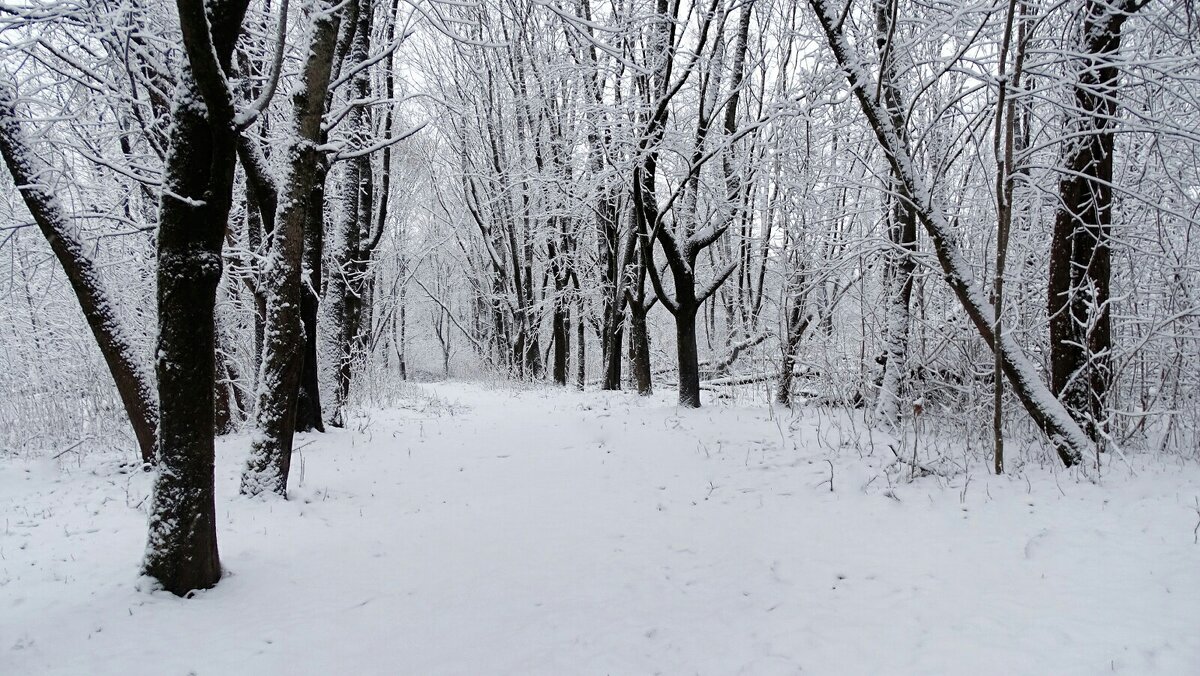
[144,0,250,594]
[0,87,159,464]
[242,3,343,497]
[676,306,701,407]
[1048,0,1136,442]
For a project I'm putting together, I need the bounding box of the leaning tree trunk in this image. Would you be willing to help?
[1048,0,1139,442]
[242,0,345,497]
[144,0,250,595]
[809,0,1093,468]
[0,86,159,465]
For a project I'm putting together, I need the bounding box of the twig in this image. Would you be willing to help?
[52,438,87,459]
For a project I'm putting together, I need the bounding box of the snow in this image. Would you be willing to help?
[3,382,1199,674]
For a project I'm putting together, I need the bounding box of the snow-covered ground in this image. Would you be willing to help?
[3,382,1198,675]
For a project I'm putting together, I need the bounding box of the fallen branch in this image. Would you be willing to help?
[703,372,773,387]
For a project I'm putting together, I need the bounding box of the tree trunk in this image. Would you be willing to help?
[1048,0,1137,442]
[777,291,811,407]
[602,320,625,389]
[809,0,1094,467]
[144,0,249,595]
[676,306,701,407]
[214,338,235,435]
[295,162,326,433]
[329,0,370,426]
[872,0,917,426]
[575,298,586,390]
[242,2,344,497]
[630,301,653,396]
[552,296,569,385]
[0,86,159,464]
[397,260,408,380]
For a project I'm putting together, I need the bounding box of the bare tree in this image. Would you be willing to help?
[1047,0,1148,443]
[807,0,1094,467]
[143,0,251,595]
[242,0,349,497]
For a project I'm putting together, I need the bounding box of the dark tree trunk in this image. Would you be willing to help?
[295,163,327,433]
[630,300,653,396]
[144,0,250,595]
[597,214,625,391]
[1048,0,1138,441]
[397,261,408,380]
[631,0,748,409]
[676,306,700,407]
[601,224,637,391]
[602,321,625,390]
[575,298,586,389]
[552,299,569,385]
[443,334,451,377]
[0,87,159,464]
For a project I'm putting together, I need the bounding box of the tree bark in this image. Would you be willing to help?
[575,296,586,389]
[629,298,653,396]
[295,161,327,433]
[777,280,811,407]
[676,307,701,407]
[602,321,625,389]
[552,297,569,385]
[1048,0,1141,442]
[144,0,250,595]
[328,0,370,426]
[872,0,918,426]
[242,0,344,497]
[0,86,159,464]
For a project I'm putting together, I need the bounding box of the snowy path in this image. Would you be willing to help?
[3,382,1199,675]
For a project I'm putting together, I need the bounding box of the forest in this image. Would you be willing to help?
[1,0,1198,673]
